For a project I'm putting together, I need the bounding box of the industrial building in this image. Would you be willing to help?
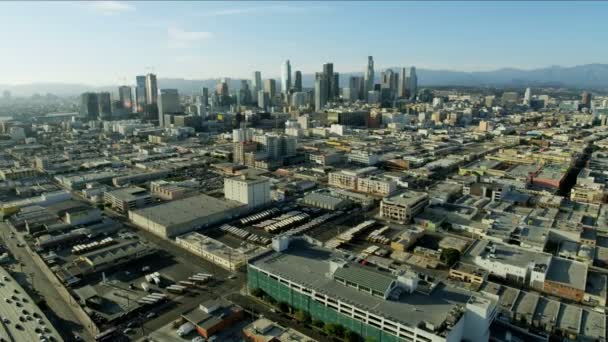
[103,186,153,213]
[224,175,271,209]
[176,232,265,271]
[128,194,247,238]
[248,237,497,342]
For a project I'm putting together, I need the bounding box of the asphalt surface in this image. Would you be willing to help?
[0,222,92,342]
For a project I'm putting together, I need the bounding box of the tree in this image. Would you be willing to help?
[295,310,311,323]
[344,330,361,342]
[324,323,345,338]
[277,301,290,313]
[440,248,461,267]
[364,337,378,342]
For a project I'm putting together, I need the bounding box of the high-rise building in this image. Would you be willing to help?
[216,79,230,107]
[364,56,374,97]
[333,73,340,100]
[239,80,252,106]
[291,92,308,109]
[252,71,262,102]
[524,87,532,105]
[398,68,408,98]
[581,91,592,109]
[348,76,364,101]
[315,72,328,111]
[407,67,418,100]
[294,71,302,92]
[118,86,133,111]
[80,92,99,120]
[145,73,158,105]
[323,63,334,100]
[258,91,270,111]
[201,87,209,108]
[264,79,277,99]
[281,60,292,94]
[158,89,180,127]
[135,75,146,112]
[97,92,112,120]
[381,69,398,101]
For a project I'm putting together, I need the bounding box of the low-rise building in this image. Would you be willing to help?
[380,191,429,223]
[104,186,153,213]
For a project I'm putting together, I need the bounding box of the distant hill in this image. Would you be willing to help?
[2,64,607,96]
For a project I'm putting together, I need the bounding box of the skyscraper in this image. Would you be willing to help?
[238,80,252,106]
[118,86,133,111]
[348,76,364,101]
[323,63,334,100]
[158,89,180,127]
[407,67,418,100]
[294,71,302,92]
[524,88,532,105]
[381,69,398,100]
[97,92,112,120]
[80,92,99,120]
[201,87,209,108]
[264,79,277,99]
[581,91,592,109]
[281,60,292,94]
[145,73,158,105]
[216,79,230,107]
[135,75,146,112]
[398,68,408,98]
[364,56,374,97]
[333,73,340,100]
[315,72,328,111]
[252,71,262,102]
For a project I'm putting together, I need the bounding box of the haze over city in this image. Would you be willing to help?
[1,1,607,85]
[1,2,608,342]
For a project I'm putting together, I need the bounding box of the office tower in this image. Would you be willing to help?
[291,92,308,109]
[264,79,277,98]
[258,91,270,110]
[80,92,99,120]
[135,75,146,112]
[348,76,364,101]
[118,86,133,111]
[524,87,532,105]
[381,69,398,101]
[216,79,230,107]
[364,56,374,96]
[201,87,209,108]
[252,71,262,101]
[239,80,252,106]
[145,73,158,105]
[281,60,292,94]
[333,73,340,100]
[581,91,592,108]
[323,63,334,100]
[294,71,302,92]
[97,92,112,120]
[158,89,180,127]
[407,67,418,100]
[398,68,408,98]
[315,72,328,111]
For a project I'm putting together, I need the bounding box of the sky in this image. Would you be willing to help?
[1,1,607,85]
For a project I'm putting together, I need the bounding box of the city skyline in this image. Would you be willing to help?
[1,1,607,85]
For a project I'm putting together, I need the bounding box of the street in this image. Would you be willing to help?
[0,222,93,342]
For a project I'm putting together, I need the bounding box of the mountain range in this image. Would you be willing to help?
[2,64,607,96]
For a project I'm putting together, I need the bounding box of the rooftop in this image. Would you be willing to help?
[250,239,475,330]
[382,190,428,207]
[545,257,588,291]
[130,194,244,227]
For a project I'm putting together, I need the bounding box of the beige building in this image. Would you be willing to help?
[380,191,429,223]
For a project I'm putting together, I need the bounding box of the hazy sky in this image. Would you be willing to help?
[1,1,606,85]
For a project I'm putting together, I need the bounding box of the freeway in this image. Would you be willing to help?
[0,222,92,342]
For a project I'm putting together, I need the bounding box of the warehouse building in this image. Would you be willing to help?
[248,237,497,342]
[129,194,247,238]
[224,175,271,209]
[104,186,153,213]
